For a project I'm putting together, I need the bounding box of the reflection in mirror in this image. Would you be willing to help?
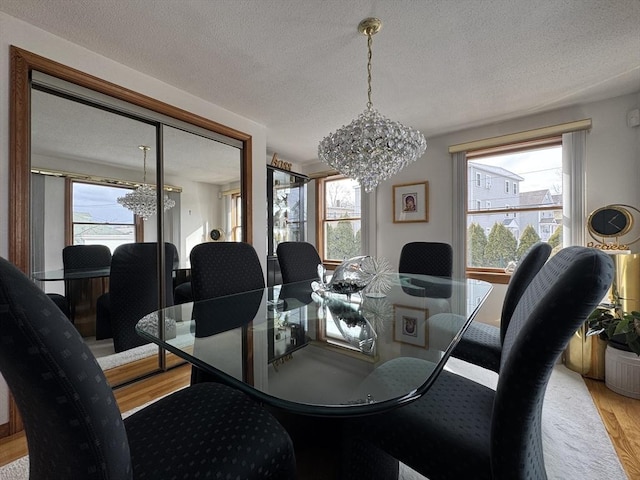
[29,80,243,384]
[162,126,242,369]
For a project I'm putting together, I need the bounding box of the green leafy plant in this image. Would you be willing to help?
[587,307,640,356]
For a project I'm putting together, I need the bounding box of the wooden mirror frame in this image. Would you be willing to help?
[7,46,253,435]
[9,45,253,273]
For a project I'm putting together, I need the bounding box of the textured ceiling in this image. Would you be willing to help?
[1,0,639,166]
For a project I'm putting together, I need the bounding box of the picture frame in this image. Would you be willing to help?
[393,304,429,348]
[393,181,428,223]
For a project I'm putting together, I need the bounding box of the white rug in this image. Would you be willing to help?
[0,359,627,480]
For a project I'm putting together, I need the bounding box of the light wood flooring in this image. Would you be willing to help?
[1,364,639,479]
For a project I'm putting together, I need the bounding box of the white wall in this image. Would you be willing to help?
[0,12,268,426]
[307,92,640,324]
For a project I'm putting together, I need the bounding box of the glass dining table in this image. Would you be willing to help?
[136,273,492,417]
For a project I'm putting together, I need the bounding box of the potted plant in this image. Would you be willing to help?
[587,306,640,398]
[587,307,640,356]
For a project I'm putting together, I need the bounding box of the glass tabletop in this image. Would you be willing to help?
[136,273,492,416]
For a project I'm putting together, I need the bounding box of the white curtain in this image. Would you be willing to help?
[562,130,587,247]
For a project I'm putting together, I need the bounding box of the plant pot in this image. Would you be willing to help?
[565,322,607,380]
[605,343,640,399]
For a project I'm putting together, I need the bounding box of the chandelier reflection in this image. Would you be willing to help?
[117,145,175,220]
[318,18,427,193]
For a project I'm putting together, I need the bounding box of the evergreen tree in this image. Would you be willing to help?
[326,221,359,260]
[485,223,517,268]
[467,223,487,267]
[516,225,541,260]
[548,225,562,249]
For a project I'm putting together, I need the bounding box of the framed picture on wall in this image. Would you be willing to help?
[393,304,429,348]
[393,181,428,223]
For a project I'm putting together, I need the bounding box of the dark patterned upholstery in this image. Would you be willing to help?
[62,244,112,324]
[189,242,265,383]
[63,244,112,270]
[398,242,453,298]
[276,241,322,284]
[453,242,552,371]
[0,256,296,479]
[190,242,265,301]
[344,246,614,480]
[109,243,175,353]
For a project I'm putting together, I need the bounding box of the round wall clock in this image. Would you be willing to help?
[587,205,633,238]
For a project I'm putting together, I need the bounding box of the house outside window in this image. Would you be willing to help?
[317,176,362,263]
[467,139,562,271]
[71,181,139,251]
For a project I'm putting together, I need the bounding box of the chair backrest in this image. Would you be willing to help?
[399,242,453,298]
[190,242,265,301]
[398,242,453,277]
[62,244,112,270]
[499,242,552,343]
[110,242,175,353]
[0,256,132,479]
[276,241,322,284]
[491,246,613,479]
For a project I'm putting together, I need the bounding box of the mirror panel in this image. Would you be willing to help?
[10,46,252,393]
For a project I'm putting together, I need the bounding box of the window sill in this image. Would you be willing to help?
[466,270,511,285]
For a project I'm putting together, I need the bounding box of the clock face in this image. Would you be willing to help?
[587,206,633,238]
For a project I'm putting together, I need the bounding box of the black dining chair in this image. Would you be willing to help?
[452,241,552,371]
[398,241,453,298]
[104,242,175,353]
[342,246,614,480]
[189,242,266,383]
[62,244,112,323]
[276,241,322,284]
[190,241,265,301]
[0,255,296,480]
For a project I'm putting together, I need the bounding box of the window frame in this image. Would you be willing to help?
[67,178,143,246]
[315,174,362,266]
[465,136,563,284]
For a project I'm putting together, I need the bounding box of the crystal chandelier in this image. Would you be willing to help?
[318,18,427,193]
[117,145,176,220]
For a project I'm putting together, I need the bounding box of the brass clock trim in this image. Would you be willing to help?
[587,205,634,239]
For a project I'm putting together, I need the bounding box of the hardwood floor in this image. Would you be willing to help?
[584,378,640,479]
[1,365,638,479]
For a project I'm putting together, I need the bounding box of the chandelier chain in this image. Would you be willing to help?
[366,32,373,109]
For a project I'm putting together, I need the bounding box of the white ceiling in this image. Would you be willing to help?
[1,0,639,166]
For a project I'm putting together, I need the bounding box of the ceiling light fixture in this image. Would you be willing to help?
[117,145,176,220]
[318,17,427,193]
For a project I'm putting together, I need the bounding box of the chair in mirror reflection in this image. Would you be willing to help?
[97,243,175,353]
[62,244,112,325]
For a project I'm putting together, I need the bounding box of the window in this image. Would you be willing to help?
[475,172,481,187]
[467,138,563,271]
[231,192,243,241]
[485,175,491,189]
[71,181,139,251]
[317,175,362,263]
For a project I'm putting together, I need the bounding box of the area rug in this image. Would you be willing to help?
[398,358,628,480]
[0,359,627,480]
